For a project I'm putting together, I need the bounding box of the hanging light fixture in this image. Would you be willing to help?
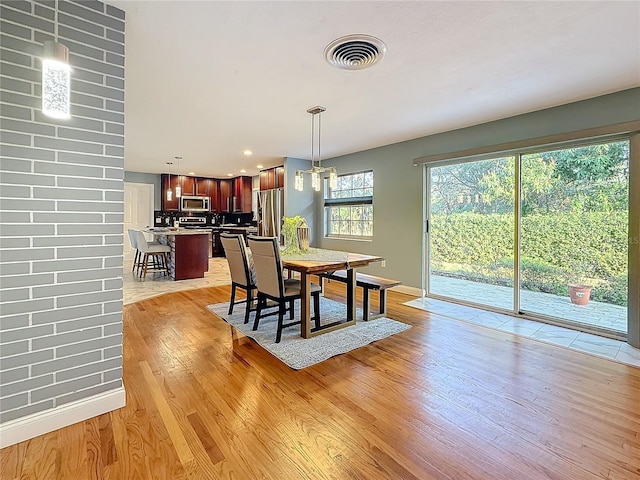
[294,106,338,192]
[42,0,71,119]
[166,161,173,201]
[174,156,182,198]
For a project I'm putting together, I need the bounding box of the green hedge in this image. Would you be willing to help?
[431,213,514,266]
[431,211,628,305]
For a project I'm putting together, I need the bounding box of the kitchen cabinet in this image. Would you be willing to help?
[260,169,275,190]
[234,176,252,213]
[219,178,233,212]
[259,166,285,190]
[161,174,249,213]
[161,174,180,211]
[195,177,212,196]
[178,176,196,196]
[162,231,209,280]
[209,178,222,212]
[193,177,221,212]
[276,166,285,189]
[219,177,252,213]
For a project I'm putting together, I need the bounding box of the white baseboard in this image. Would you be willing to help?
[0,386,126,448]
[390,284,422,297]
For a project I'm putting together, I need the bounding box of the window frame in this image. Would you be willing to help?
[323,170,374,241]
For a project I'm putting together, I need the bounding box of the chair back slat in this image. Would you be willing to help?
[247,236,283,299]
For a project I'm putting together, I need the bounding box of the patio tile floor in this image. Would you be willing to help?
[429,274,627,333]
[405,276,639,368]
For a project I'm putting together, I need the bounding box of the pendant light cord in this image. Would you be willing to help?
[310,111,323,168]
[54,0,59,42]
[311,113,315,167]
[317,111,322,167]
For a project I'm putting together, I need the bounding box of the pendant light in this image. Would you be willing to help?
[295,106,338,192]
[174,156,182,198]
[42,0,71,119]
[166,161,173,202]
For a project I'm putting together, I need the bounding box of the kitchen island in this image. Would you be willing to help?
[145,228,210,280]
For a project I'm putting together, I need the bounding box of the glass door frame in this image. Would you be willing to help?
[423,156,520,319]
[422,135,638,345]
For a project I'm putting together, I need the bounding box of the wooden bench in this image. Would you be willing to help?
[319,270,401,321]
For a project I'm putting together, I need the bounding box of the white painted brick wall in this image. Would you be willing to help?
[0,0,125,424]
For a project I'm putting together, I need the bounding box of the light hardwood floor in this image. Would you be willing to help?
[2,283,640,479]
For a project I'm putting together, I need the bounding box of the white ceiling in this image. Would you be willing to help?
[108,1,640,178]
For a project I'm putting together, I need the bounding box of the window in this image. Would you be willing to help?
[324,170,373,240]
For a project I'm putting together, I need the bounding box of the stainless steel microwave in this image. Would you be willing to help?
[180,195,210,212]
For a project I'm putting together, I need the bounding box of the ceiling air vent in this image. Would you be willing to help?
[324,34,387,70]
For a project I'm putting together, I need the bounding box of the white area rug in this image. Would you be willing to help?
[207,297,411,370]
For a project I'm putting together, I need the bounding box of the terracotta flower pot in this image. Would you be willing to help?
[568,284,592,306]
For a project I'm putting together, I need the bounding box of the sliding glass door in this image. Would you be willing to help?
[428,157,515,311]
[426,139,630,337]
[519,142,629,334]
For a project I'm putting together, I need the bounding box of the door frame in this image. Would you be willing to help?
[422,138,637,345]
[124,182,154,258]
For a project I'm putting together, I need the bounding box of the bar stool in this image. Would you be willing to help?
[127,229,142,275]
[131,230,171,280]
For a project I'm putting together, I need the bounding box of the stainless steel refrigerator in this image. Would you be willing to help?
[257,188,284,239]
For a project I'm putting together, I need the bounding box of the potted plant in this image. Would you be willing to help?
[568,261,595,306]
[568,283,592,306]
[282,216,307,254]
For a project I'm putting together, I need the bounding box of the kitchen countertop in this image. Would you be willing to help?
[214,225,258,231]
[145,228,211,235]
[150,226,258,234]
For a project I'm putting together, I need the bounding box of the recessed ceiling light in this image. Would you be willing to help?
[256,164,264,169]
[227,173,233,176]
[240,169,246,173]
[243,150,252,156]
[188,171,195,175]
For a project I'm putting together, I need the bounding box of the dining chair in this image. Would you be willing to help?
[220,233,256,324]
[131,230,171,281]
[247,236,321,343]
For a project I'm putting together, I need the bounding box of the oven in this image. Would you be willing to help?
[178,216,207,228]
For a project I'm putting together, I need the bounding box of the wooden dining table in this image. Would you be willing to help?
[280,249,384,338]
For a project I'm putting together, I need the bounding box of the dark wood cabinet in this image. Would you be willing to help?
[219,179,233,212]
[259,170,268,190]
[161,174,250,213]
[259,166,285,190]
[179,176,196,196]
[193,177,221,212]
[234,176,252,213]
[260,169,276,190]
[206,179,220,212]
[219,177,252,213]
[195,177,211,196]
[276,166,285,189]
[171,233,209,280]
